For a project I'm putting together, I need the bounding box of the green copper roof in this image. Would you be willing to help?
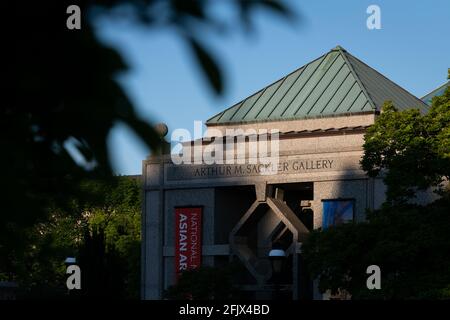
[207,46,429,125]
[421,81,450,106]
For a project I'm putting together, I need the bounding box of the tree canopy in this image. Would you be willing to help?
[8,176,142,298]
[303,73,450,299]
[361,78,450,203]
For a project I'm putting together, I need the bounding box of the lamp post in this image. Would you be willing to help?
[64,257,76,265]
[269,247,286,300]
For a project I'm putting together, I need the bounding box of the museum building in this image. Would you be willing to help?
[141,46,432,299]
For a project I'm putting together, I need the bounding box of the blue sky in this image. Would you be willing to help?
[95,0,450,175]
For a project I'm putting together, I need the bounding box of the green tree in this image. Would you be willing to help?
[83,177,142,298]
[303,198,450,299]
[361,75,450,203]
[14,213,84,298]
[14,176,142,298]
[303,74,450,299]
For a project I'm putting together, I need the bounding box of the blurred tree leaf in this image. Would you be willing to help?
[259,0,294,19]
[187,36,223,95]
[3,0,296,285]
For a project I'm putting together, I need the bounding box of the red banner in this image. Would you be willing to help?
[175,207,202,278]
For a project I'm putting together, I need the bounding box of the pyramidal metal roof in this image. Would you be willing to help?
[207,46,429,125]
[421,81,450,106]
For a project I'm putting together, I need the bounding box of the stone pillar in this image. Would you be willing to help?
[142,159,164,299]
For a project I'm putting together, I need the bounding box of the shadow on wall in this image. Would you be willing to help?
[311,163,385,300]
[312,164,374,229]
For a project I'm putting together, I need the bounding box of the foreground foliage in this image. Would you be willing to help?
[303,197,450,299]
[3,0,294,293]
[11,177,141,299]
[164,266,237,300]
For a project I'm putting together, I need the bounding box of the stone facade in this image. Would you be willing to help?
[141,46,435,300]
[142,111,389,300]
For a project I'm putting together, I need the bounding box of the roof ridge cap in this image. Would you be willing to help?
[331,45,347,52]
[335,47,377,110]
